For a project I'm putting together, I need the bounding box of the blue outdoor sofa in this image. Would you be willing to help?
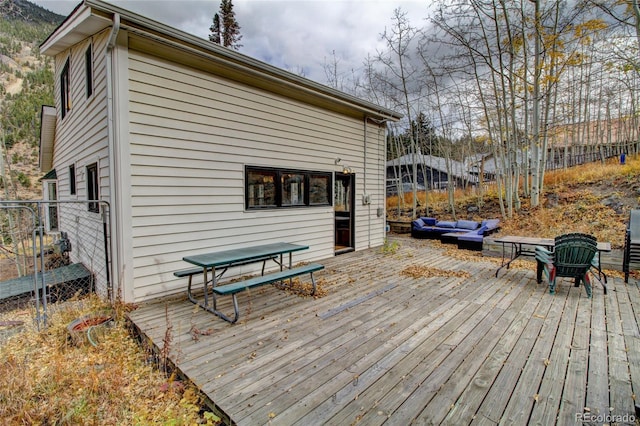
[411,217,501,250]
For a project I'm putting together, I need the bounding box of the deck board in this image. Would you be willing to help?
[557,293,591,425]
[127,236,640,425]
[442,274,541,424]
[529,289,578,425]
[585,286,609,418]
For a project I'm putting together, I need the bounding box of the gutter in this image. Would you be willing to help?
[105,12,120,301]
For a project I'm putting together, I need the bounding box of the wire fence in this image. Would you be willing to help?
[0,200,112,330]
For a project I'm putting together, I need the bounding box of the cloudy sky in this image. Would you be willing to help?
[31,0,430,85]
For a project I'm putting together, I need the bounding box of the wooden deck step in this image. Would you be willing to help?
[0,263,92,301]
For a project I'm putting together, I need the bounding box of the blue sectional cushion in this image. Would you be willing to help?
[421,217,438,226]
[487,219,500,227]
[435,221,457,228]
[477,225,488,235]
[459,232,483,242]
[413,218,425,228]
[483,219,500,230]
[456,220,480,230]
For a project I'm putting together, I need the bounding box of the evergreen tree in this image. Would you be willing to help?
[209,0,242,50]
[209,13,221,44]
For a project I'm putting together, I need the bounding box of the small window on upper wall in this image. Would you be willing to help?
[69,164,76,195]
[60,58,71,119]
[86,162,99,213]
[85,44,93,98]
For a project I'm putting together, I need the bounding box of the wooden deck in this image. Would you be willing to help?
[128,236,640,425]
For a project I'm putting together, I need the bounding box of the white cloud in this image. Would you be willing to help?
[33,0,428,84]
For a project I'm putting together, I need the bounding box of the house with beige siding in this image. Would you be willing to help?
[38,0,401,304]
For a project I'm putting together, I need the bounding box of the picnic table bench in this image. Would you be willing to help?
[213,263,324,323]
[179,242,323,323]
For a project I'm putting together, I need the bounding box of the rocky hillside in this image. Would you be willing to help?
[0,0,63,23]
[0,0,64,200]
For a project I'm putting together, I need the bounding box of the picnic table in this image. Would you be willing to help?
[493,235,611,293]
[180,242,323,323]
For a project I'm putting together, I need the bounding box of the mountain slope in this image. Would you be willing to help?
[0,0,64,200]
[0,0,64,24]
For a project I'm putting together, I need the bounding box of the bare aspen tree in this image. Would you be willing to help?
[324,50,343,91]
[0,121,25,276]
[416,53,457,216]
[376,8,421,218]
[367,0,636,221]
[530,0,543,207]
[429,0,517,216]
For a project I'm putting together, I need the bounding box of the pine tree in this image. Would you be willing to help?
[209,0,242,50]
[209,13,221,44]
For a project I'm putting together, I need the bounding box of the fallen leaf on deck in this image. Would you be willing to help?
[401,264,471,279]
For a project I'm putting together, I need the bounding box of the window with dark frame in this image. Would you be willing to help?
[60,58,71,119]
[281,172,306,206]
[85,44,93,98]
[86,163,99,213]
[309,174,331,205]
[69,164,76,195]
[245,166,332,210]
[247,169,277,207]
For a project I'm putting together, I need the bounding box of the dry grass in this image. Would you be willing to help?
[543,157,640,188]
[386,187,473,211]
[0,295,220,425]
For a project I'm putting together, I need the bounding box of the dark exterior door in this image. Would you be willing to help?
[334,173,355,253]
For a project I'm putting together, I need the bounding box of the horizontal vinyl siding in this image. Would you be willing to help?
[355,122,387,249]
[52,30,111,296]
[54,32,110,199]
[127,50,385,301]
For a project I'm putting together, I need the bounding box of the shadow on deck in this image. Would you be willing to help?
[127,236,640,425]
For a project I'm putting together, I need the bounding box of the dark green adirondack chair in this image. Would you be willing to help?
[535,233,598,297]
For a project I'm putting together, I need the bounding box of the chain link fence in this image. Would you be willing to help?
[0,200,112,329]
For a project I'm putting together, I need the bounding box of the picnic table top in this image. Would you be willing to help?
[494,235,611,252]
[182,242,309,268]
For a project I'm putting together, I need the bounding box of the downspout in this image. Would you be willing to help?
[363,117,370,248]
[106,13,120,301]
[365,116,392,247]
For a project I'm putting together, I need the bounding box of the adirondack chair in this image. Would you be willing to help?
[623,209,640,283]
[535,233,598,297]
